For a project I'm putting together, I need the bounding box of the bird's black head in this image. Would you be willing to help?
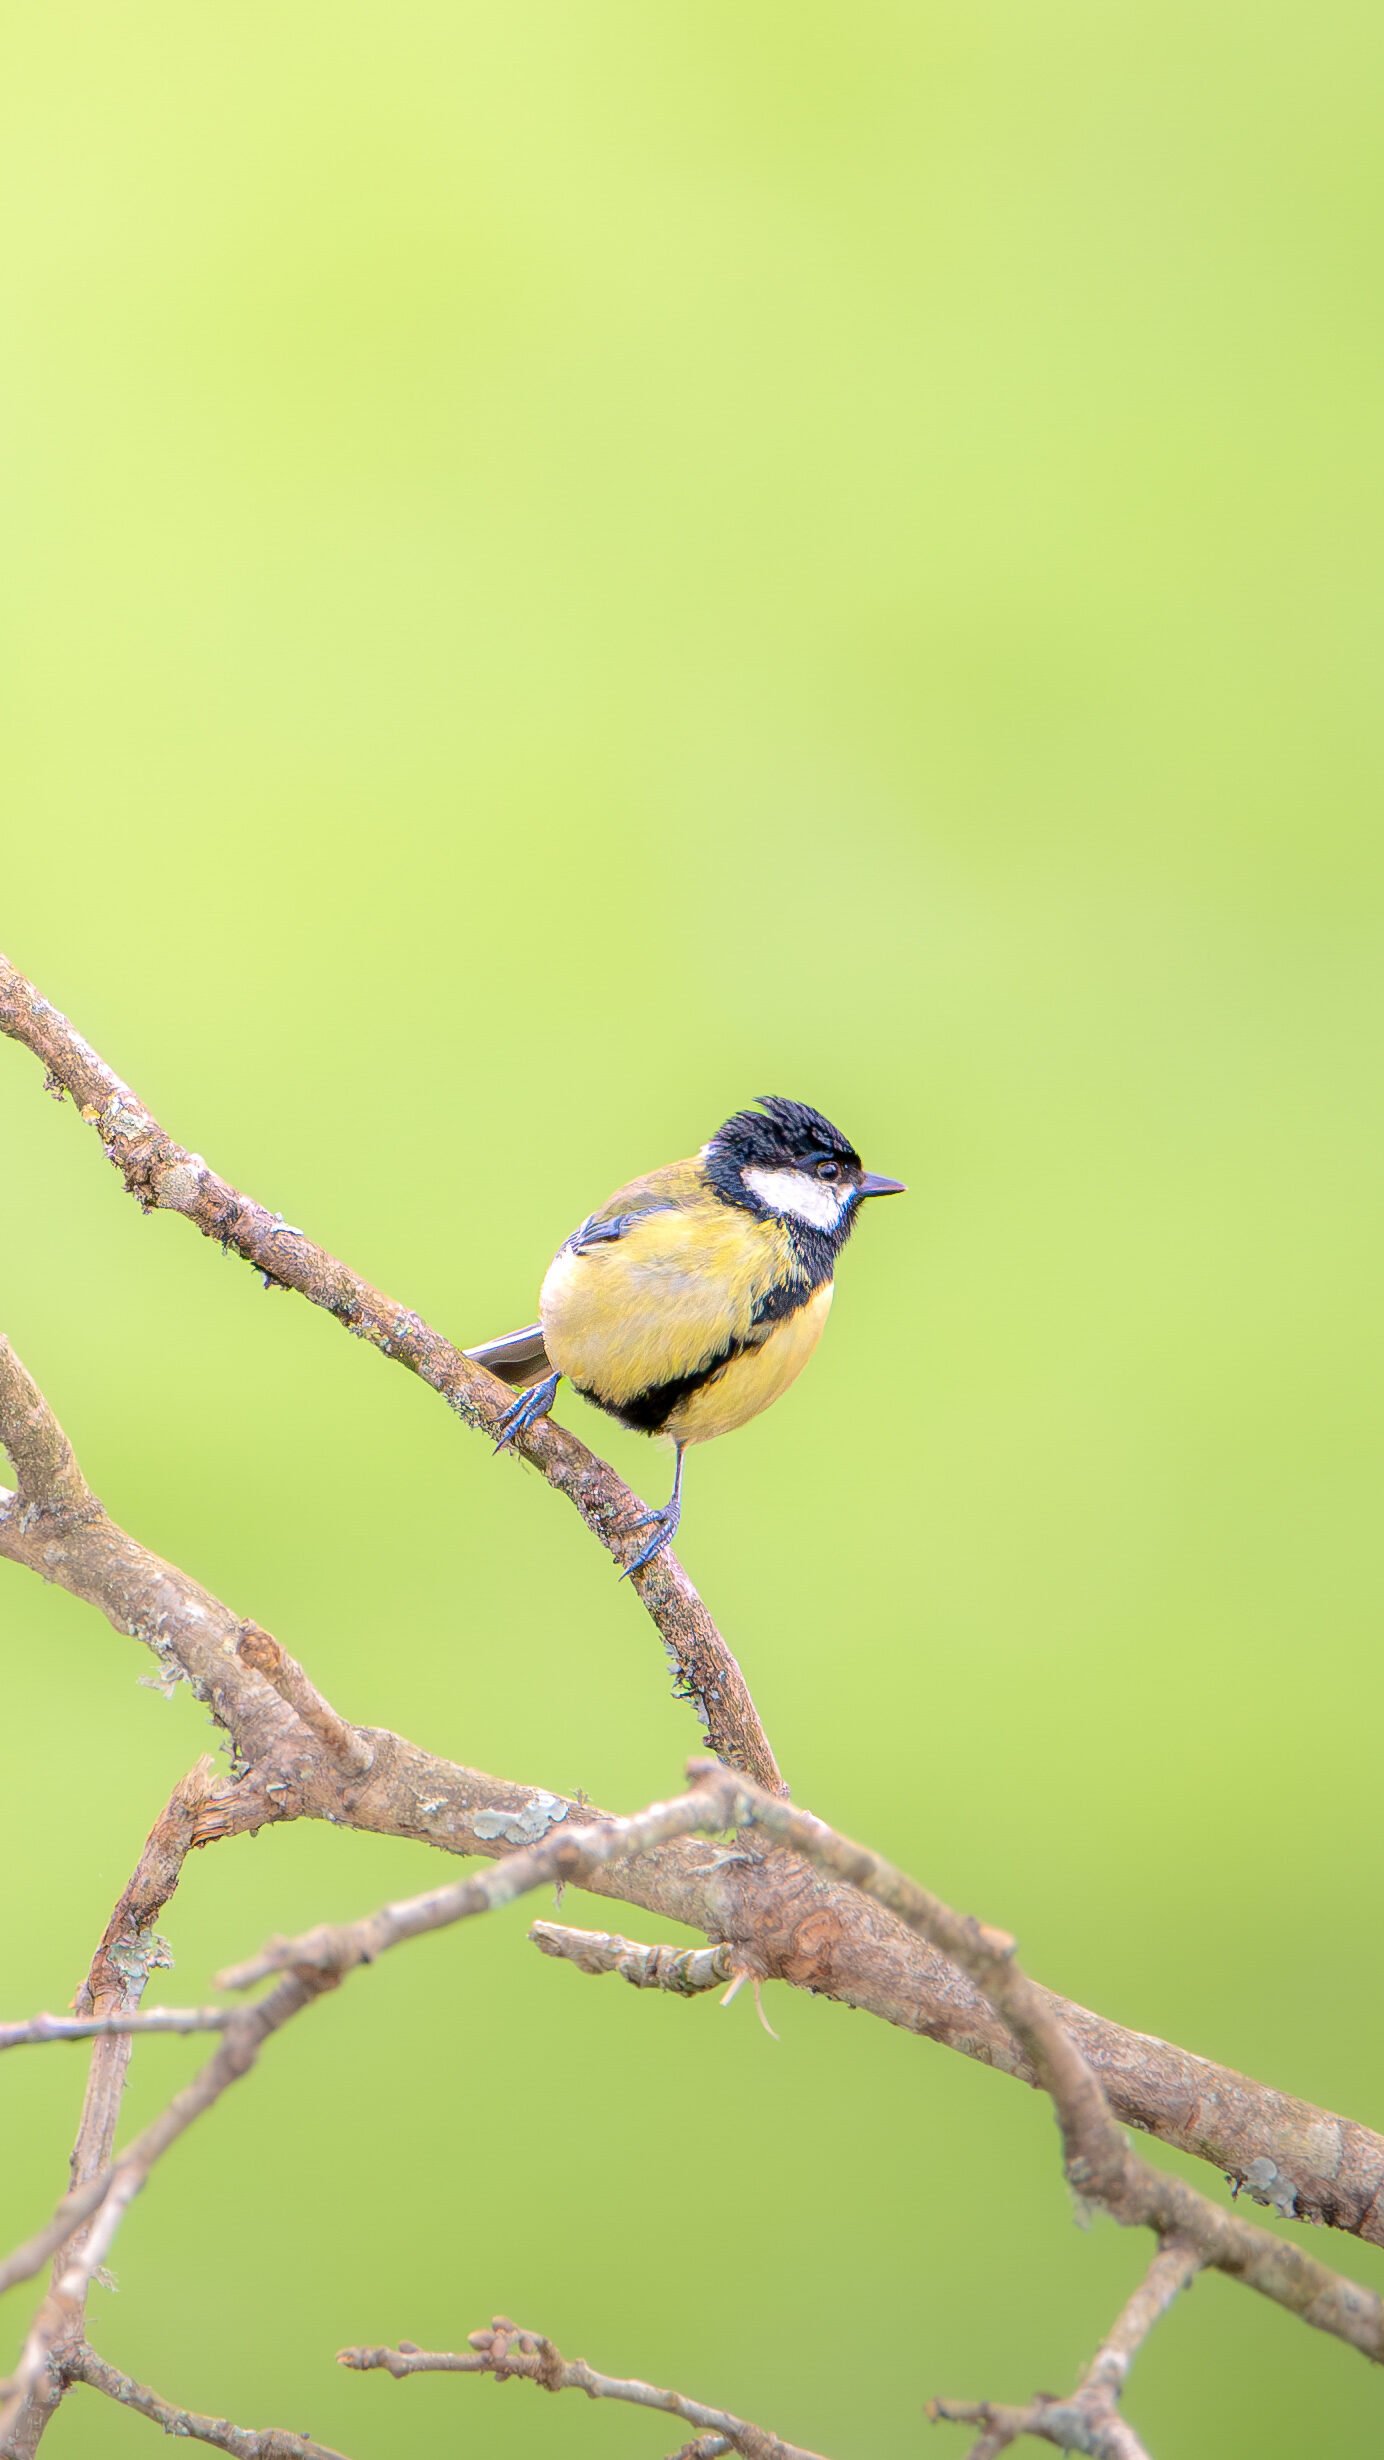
[704,1095,905,1269]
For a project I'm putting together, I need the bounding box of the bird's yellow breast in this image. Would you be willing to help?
[661,1280,833,1445]
[540,1187,793,1399]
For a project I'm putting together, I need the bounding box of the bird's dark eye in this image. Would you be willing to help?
[816,1159,841,1182]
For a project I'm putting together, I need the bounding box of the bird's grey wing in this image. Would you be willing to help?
[564,1202,675,1255]
[464,1323,553,1388]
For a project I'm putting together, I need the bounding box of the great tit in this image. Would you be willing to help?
[467,1095,905,1575]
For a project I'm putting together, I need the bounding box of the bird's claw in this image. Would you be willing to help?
[619,1497,682,1580]
[492,1372,560,1454]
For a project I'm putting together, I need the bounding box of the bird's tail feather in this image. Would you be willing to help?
[464,1323,552,1388]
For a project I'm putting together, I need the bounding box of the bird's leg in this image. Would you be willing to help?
[620,1442,686,1579]
[492,1371,561,1452]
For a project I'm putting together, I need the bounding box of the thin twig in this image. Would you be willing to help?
[0,1975,324,2312]
[929,2243,1202,2457]
[1085,2244,1204,2401]
[339,2315,829,2460]
[71,2346,351,2459]
[0,2009,233,2052]
[0,1759,226,2456]
[0,953,784,1793]
[529,1920,737,1993]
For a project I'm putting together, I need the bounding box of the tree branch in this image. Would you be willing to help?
[329,1775,1381,2460]
[712,1776,1384,2367]
[339,2315,829,2460]
[0,952,783,1794]
[6,962,1384,2448]
[216,1771,744,1992]
[1,1445,1378,2454]
[3,1334,1383,2254]
[133,1759,1383,2391]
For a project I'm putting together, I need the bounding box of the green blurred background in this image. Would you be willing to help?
[2,3,1381,2453]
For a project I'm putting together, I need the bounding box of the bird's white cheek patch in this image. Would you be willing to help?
[742,1166,849,1231]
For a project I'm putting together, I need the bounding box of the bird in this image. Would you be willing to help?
[465,1095,905,1576]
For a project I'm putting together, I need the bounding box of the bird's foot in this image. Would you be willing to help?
[492,1372,560,1454]
[619,1492,683,1580]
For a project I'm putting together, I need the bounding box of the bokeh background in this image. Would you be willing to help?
[3,5,1382,2454]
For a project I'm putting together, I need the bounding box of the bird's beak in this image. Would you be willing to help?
[858,1172,907,1198]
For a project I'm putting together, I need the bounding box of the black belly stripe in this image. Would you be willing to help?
[575,1274,821,1436]
[575,1348,738,1435]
